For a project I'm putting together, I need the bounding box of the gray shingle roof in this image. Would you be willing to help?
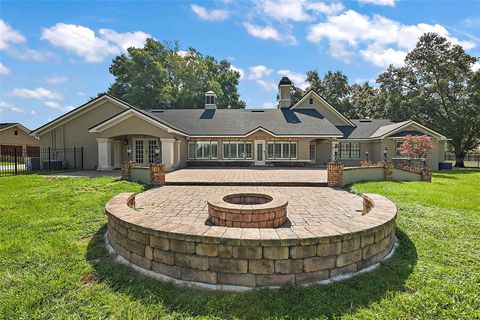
[149,108,344,136]
[337,119,407,139]
[0,123,17,131]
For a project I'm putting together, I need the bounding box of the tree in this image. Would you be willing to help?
[400,135,435,160]
[305,70,355,117]
[107,39,245,110]
[376,33,480,167]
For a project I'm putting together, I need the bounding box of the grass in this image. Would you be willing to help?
[0,171,479,319]
[447,160,480,168]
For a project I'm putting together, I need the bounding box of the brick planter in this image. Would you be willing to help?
[105,190,397,290]
[207,193,288,228]
[327,163,344,187]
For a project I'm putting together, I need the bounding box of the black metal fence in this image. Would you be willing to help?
[0,147,83,177]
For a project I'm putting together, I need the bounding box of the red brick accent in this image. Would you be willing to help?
[121,161,135,180]
[383,161,393,181]
[327,162,344,187]
[150,163,165,186]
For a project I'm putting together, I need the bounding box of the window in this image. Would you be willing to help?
[267,142,274,159]
[309,98,313,104]
[188,141,218,159]
[395,141,403,157]
[222,141,253,159]
[14,130,18,136]
[309,142,316,161]
[267,141,297,160]
[339,142,360,159]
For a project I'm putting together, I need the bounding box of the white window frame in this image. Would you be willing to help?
[222,141,253,159]
[188,141,218,160]
[267,141,298,160]
[339,142,361,160]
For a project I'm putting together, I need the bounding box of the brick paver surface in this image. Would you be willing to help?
[135,186,363,227]
[165,168,327,184]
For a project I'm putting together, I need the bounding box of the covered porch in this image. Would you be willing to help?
[96,135,183,171]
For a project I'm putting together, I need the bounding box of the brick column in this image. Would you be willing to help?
[327,162,344,187]
[421,168,432,182]
[384,161,393,181]
[150,163,165,186]
[121,161,134,180]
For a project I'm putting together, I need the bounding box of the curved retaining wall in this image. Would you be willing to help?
[105,193,396,290]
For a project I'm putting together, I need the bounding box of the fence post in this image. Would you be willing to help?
[48,147,51,171]
[81,147,84,170]
[74,147,77,169]
[14,146,18,175]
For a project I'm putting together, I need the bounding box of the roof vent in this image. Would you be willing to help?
[359,118,372,122]
[251,110,265,113]
[151,109,165,113]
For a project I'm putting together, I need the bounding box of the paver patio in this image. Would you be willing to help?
[165,168,327,186]
[134,185,362,227]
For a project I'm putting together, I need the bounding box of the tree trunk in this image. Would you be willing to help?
[454,148,465,168]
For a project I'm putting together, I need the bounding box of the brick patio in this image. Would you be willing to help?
[165,168,327,186]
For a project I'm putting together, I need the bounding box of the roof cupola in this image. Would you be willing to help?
[278,77,292,109]
[205,91,217,109]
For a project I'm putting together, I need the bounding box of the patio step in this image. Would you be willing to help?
[164,181,328,187]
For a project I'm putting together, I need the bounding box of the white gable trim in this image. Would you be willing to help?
[31,95,129,136]
[291,90,355,126]
[382,120,447,140]
[88,108,187,136]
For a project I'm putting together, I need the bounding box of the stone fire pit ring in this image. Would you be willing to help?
[208,192,288,228]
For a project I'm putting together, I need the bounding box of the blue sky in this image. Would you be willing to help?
[0,0,479,130]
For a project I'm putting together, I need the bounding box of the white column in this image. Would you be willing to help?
[331,138,337,163]
[97,138,113,171]
[160,138,175,171]
[113,140,122,169]
[174,140,181,168]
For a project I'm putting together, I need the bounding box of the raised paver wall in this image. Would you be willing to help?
[106,192,396,289]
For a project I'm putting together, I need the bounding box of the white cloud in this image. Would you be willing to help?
[360,45,407,67]
[191,4,229,21]
[43,101,73,112]
[262,102,276,108]
[357,0,396,6]
[30,110,37,117]
[99,29,151,52]
[0,62,10,75]
[472,62,480,72]
[307,2,345,15]
[76,91,86,96]
[9,87,63,101]
[46,75,68,84]
[256,79,277,91]
[0,20,25,50]
[277,69,307,89]
[0,20,52,61]
[307,10,476,67]
[229,65,244,79]
[243,23,297,44]
[0,101,25,113]
[247,65,273,80]
[41,23,151,62]
[256,0,310,22]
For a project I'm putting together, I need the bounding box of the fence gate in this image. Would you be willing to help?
[0,147,83,177]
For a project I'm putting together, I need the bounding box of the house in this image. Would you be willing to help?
[31,77,448,171]
[0,123,39,159]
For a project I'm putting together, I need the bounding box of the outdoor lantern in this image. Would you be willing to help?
[154,145,160,163]
[422,156,427,168]
[383,147,388,162]
[127,145,132,161]
[123,137,128,146]
[334,143,339,163]
[365,150,369,161]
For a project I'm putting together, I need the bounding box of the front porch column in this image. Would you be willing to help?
[174,140,181,168]
[160,138,175,171]
[113,140,122,169]
[97,138,113,171]
[331,138,338,162]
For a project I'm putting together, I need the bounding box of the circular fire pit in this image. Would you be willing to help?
[207,192,288,228]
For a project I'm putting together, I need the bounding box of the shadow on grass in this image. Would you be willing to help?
[86,226,417,319]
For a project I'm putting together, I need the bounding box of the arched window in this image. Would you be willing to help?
[309,98,313,105]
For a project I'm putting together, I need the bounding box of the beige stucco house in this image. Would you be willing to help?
[31,77,448,171]
[0,123,39,158]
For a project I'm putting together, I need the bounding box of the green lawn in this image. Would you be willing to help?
[0,171,479,319]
